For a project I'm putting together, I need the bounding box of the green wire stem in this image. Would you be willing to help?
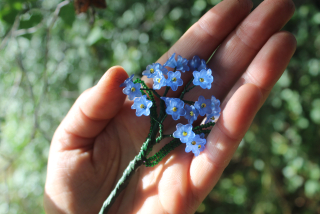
[99,76,215,213]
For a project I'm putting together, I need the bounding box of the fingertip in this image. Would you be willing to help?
[97,66,128,88]
[80,66,128,121]
[272,31,297,54]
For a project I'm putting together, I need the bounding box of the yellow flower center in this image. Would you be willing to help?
[172,77,177,82]
[182,131,188,136]
[131,87,136,92]
[201,103,206,108]
[157,78,161,83]
[140,104,145,109]
[172,107,177,112]
[199,78,204,82]
[150,68,154,73]
[191,141,196,145]
[190,111,194,116]
[198,145,201,149]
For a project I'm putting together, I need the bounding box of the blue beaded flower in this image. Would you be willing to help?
[160,97,186,120]
[142,63,161,78]
[122,81,142,100]
[188,55,201,70]
[188,56,208,71]
[153,71,166,90]
[119,74,134,87]
[166,71,183,91]
[206,112,220,124]
[194,96,212,116]
[210,95,221,113]
[184,104,199,125]
[199,133,205,139]
[131,95,153,116]
[164,53,190,72]
[142,63,168,78]
[185,134,206,156]
[193,68,213,89]
[197,59,208,71]
[205,95,221,123]
[173,123,195,143]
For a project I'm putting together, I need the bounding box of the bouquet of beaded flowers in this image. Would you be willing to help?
[99,53,221,214]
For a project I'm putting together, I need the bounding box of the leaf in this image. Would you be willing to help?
[59,4,75,27]
[1,4,20,25]
[19,13,43,29]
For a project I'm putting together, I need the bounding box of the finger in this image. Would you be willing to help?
[188,84,262,208]
[158,0,253,62]
[224,31,297,106]
[184,0,295,102]
[141,0,253,92]
[188,31,296,205]
[52,66,128,151]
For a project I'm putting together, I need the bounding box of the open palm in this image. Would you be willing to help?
[44,0,296,213]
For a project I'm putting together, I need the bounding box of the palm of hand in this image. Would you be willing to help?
[44,0,296,213]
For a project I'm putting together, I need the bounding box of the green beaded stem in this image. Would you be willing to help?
[193,121,216,131]
[180,77,194,100]
[145,138,182,167]
[99,75,214,213]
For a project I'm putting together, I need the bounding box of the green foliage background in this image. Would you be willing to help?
[0,0,319,213]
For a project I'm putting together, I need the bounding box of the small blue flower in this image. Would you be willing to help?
[185,134,206,156]
[164,53,190,72]
[210,95,221,114]
[123,81,142,100]
[205,95,221,123]
[163,53,177,68]
[131,95,153,116]
[188,55,201,70]
[173,123,195,143]
[142,63,168,78]
[120,74,134,87]
[166,71,183,91]
[197,59,208,71]
[184,104,199,125]
[205,112,220,124]
[160,64,169,75]
[176,55,190,72]
[188,56,208,71]
[199,133,205,139]
[153,72,166,90]
[142,63,161,78]
[194,96,212,116]
[161,97,186,120]
[193,68,213,89]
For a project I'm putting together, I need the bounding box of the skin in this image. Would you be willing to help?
[44,0,297,213]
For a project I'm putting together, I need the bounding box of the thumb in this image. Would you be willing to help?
[53,66,128,150]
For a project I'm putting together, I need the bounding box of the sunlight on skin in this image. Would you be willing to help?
[137,195,165,214]
[158,162,189,214]
[44,0,297,213]
[189,84,262,203]
[142,165,164,190]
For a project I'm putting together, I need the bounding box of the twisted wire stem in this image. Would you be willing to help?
[99,140,148,214]
[99,76,216,213]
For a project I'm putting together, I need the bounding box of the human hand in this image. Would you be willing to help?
[44,0,296,213]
